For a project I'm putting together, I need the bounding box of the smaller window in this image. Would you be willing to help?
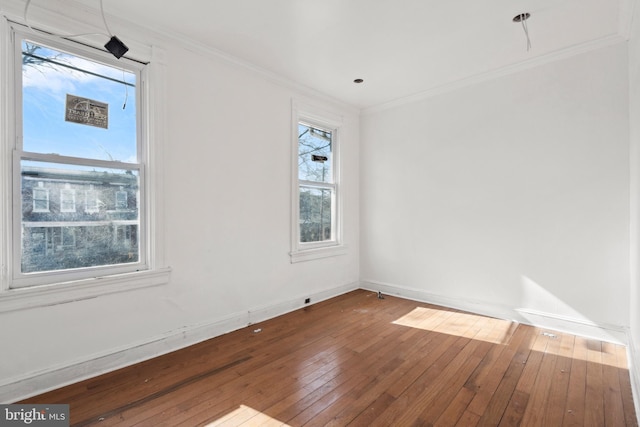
[115,224,136,249]
[60,185,76,212]
[29,230,45,254]
[290,102,346,262]
[85,187,99,213]
[32,183,49,212]
[115,190,128,210]
[59,227,76,249]
[297,122,336,245]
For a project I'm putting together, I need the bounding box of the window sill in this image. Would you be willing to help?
[0,267,171,313]
[290,244,347,263]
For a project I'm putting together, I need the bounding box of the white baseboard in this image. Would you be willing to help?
[627,332,640,423]
[365,278,638,420]
[0,281,359,403]
[361,279,628,345]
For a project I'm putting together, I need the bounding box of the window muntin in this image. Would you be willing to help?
[11,30,146,287]
[296,121,337,246]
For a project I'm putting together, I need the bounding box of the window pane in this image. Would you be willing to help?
[60,188,76,212]
[21,160,140,273]
[22,41,137,162]
[32,187,49,212]
[298,123,332,183]
[85,189,98,213]
[115,191,128,210]
[299,187,332,242]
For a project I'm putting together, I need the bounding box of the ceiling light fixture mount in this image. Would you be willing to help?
[512,12,530,23]
[513,12,532,51]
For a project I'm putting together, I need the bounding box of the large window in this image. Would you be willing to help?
[5,25,149,290]
[291,104,344,262]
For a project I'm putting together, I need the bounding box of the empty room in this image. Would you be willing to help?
[1,0,640,425]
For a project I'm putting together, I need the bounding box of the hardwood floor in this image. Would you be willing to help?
[20,289,638,426]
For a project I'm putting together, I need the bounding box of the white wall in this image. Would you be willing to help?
[628,0,640,407]
[0,3,359,401]
[0,0,634,405]
[361,43,630,339]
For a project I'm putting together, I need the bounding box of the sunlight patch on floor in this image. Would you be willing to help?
[392,307,517,345]
[204,405,289,426]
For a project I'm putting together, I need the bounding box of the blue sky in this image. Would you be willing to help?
[22,41,137,163]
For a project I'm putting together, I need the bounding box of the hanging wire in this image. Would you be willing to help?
[22,51,135,87]
[99,0,113,37]
[521,17,532,51]
[23,0,131,106]
[513,13,532,52]
[23,0,109,38]
[122,68,128,109]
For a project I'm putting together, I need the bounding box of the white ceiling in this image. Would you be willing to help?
[103,0,629,109]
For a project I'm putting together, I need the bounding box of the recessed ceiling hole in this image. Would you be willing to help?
[512,12,530,22]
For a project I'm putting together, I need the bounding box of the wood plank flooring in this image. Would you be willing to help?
[20,289,638,426]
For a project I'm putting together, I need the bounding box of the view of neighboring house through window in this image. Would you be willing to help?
[297,122,336,244]
[12,28,145,286]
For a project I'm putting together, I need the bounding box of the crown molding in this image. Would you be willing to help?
[142,26,361,116]
[0,0,359,115]
[362,33,626,116]
[0,0,153,61]
[2,0,633,116]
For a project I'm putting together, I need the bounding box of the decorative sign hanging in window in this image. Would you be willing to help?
[65,94,108,129]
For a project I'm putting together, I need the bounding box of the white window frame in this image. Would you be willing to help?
[0,17,170,312]
[290,100,346,263]
[115,190,128,210]
[59,226,76,249]
[32,185,49,212]
[60,186,76,213]
[85,187,99,213]
[11,28,146,287]
[114,224,134,248]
